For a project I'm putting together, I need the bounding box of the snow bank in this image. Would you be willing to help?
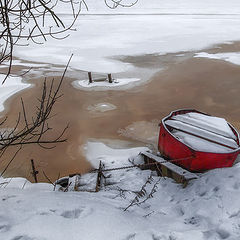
[195,52,240,65]
[1,142,240,239]
[84,141,148,168]
[0,75,31,113]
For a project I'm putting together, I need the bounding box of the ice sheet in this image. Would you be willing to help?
[14,7,240,74]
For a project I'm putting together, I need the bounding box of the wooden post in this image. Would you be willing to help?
[31,159,38,183]
[95,161,103,192]
[88,72,93,83]
[108,73,112,83]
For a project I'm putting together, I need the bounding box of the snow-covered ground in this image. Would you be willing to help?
[0,75,31,113]
[2,1,240,239]
[1,142,240,240]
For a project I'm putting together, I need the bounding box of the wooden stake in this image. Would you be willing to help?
[95,161,103,192]
[31,159,38,183]
[108,73,112,83]
[88,72,93,83]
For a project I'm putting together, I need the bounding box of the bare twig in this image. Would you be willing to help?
[124,172,161,211]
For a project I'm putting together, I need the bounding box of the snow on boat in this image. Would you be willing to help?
[158,109,240,172]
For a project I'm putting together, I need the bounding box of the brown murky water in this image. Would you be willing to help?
[1,42,240,182]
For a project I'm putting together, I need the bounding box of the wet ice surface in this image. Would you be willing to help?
[87,103,117,113]
[118,120,160,148]
[1,141,240,240]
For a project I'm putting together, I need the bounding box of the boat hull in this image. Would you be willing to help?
[158,109,240,172]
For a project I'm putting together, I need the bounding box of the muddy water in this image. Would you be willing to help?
[1,42,240,181]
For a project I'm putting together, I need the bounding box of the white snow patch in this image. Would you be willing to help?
[0,60,49,68]
[195,52,240,65]
[72,78,141,91]
[84,141,148,168]
[0,75,31,113]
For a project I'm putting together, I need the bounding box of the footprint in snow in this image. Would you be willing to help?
[233,182,240,190]
[151,233,165,240]
[229,210,240,218]
[124,233,136,240]
[61,209,82,219]
[2,195,16,201]
[213,186,220,192]
[11,236,34,240]
[216,229,230,239]
[198,190,207,197]
[0,224,11,232]
[175,206,185,216]
[184,216,200,226]
[0,216,11,233]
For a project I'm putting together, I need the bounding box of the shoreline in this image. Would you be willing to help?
[1,41,240,181]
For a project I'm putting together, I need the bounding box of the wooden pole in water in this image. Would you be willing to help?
[108,73,112,83]
[88,72,93,84]
[31,159,38,183]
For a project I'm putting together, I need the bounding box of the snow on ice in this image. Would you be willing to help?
[72,78,141,91]
[14,0,240,75]
[0,75,31,113]
[195,52,240,66]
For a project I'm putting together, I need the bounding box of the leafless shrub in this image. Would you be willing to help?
[0,55,72,177]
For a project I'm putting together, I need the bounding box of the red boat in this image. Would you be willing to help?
[158,109,240,172]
